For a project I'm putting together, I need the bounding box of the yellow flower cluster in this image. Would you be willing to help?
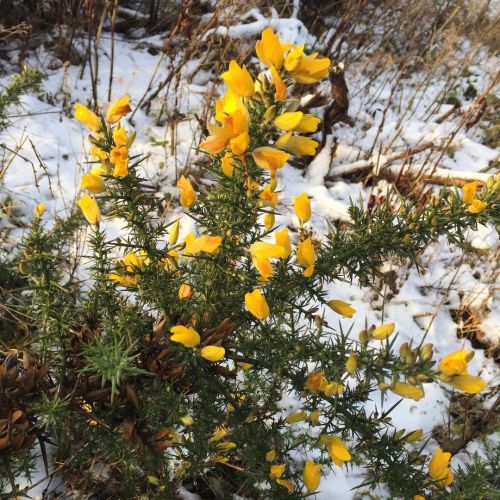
[304,371,343,396]
[75,95,133,225]
[170,325,225,362]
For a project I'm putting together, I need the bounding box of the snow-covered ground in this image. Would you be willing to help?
[1,5,498,498]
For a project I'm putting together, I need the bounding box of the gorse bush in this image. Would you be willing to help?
[2,28,500,499]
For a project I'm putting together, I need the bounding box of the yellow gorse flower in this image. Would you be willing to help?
[372,322,395,340]
[183,233,222,255]
[256,28,284,69]
[252,147,290,172]
[221,60,255,97]
[429,447,453,487]
[245,289,270,320]
[462,180,478,204]
[296,237,316,277]
[328,299,356,318]
[345,352,357,375]
[81,167,106,194]
[390,382,424,401]
[34,203,46,217]
[468,199,487,213]
[279,135,319,156]
[177,175,197,208]
[178,283,194,300]
[274,111,303,131]
[289,51,330,84]
[439,349,470,376]
[274,228,291,258]
[106,95,132,124]
[74,103,101,132]
[462,180,488,213]
[200,346,225,362]
[293,192,311,223]
[77,194,100,225]
[112,125,127,147]
[221,153,235,177]
[303,461,321,493]
[438,349,486,394]
[325,436,352,467]
[170,325,201,348]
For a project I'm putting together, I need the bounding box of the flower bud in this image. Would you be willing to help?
[493,180,500,192]
[487,175,494,189]
[345,352,357,375]
[359,329,369,345]
[399,343,409,359]
[263,105,277,123]
[169,220,180,245]
[264,212,275,229]
[420,343,433,361]
[378,383,390,391]
[405,351,417,365]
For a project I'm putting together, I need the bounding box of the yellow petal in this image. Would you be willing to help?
[170,325,201,348]
[221,60,255,97]
[286,411,308,424]
[81,171,106,194]
[405,429,423,442]
[462,180,477,204]
[266,449,276,462]
[345,352,357,375]
[250,241,287,260]
[274,228,291,258]
[106,95,131,123]
[112,125,127,147]
[253,255,274,281]
[296,114,321,133]
[252,147,290,171]
[200,134,228,155]
[296,237,316,273]
[229,131,249,155]
[372,322,395,340]
[168,220,180,245]
[468,199,487,213]
[269,463,286,479]
[177,175,197,208]
[439,350,470,377]
[74,103,101,132]
[184,235,222,255]
[255,28,284,69]
[77,194,100,225]
[221,153,235,177]
[274,111,304,131]
[429,448,454,486]
[200,345,225,362]
[303,461,321,493]
[283,135,319,156]
[327,436,352,467]
[448,374,487,394]
[245,289,270,320]
[270,65,287,101]
[293,192,311,223]
[328,300,356,318]
[276,478,295,492]
[390,382,425,401]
